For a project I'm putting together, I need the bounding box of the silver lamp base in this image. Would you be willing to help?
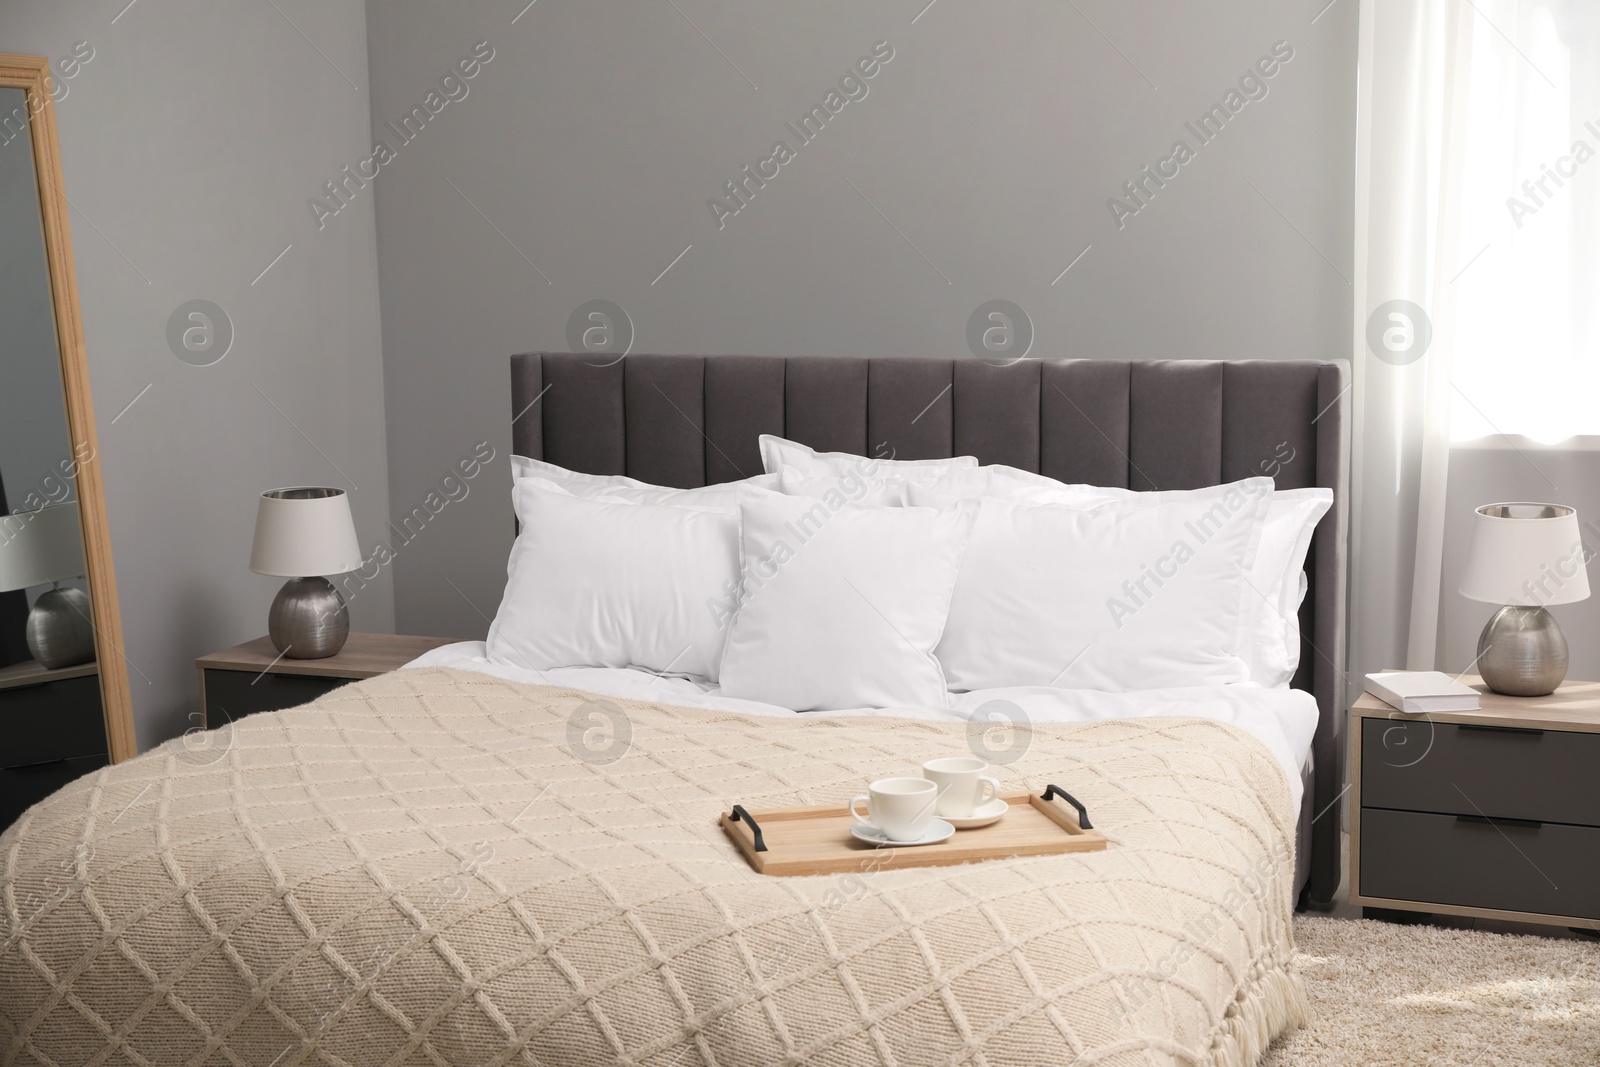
[268,576,349,659]
[26,587,97,670]
[1477,605,1567,697]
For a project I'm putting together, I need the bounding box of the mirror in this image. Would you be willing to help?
[0,85,92,672]
[0,58,134,827]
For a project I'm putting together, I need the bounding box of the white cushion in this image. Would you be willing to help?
[510,454,778,501]
[757,435,975,484]
[487,483,739,680]
[777,468,905,506]
[521,473,780,510]
[717,495,978,710]
[925,471,1331,689]
[920,465,1110,504]
[565,478,780,509]
[909,478,1273,692]
[510,454,651,493]
[1244,488,1333,687]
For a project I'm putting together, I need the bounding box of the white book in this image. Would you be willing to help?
[1364,671,1481,713]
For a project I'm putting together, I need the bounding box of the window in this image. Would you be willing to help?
[1449,1,1600,443]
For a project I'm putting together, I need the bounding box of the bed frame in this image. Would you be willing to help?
[509,353,1351,904]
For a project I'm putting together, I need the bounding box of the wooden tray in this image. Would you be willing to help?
[720,785,1107,876]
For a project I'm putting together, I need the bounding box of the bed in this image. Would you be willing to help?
[1,355,1349,1066]
[508,353,1349,905]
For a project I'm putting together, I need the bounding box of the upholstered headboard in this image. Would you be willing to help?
[509,353,1351,902]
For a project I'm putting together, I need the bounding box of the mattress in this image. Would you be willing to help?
[2,666,1307,1066]
[405,641,1319,812]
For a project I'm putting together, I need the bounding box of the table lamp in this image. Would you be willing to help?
[249,487,363,658]
[1459,502,1591,696]
[0,501,96,670]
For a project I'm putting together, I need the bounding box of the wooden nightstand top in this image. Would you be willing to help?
[197,633,463,680]
[1352,673,1600,733]
[0,658,99,692]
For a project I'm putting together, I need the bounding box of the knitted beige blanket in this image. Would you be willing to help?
[1,667,1306,1066]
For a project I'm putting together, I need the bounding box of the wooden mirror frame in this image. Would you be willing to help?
[0,54,135,761]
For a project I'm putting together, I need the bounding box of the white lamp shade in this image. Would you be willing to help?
[249,487,363,578]
[1459,502,1591,606]
[0,502,87,592]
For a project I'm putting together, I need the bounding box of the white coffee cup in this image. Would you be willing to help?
[849,777,938,842]
[922,756,1001,818]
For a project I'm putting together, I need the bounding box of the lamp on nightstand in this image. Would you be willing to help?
[1459,502,1591,696]
[0,501,96,670]
[249,487,363,659]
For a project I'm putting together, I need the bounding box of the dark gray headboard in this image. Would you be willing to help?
[510,353,1350,901]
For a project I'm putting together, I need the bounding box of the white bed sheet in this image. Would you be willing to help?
[402,641,1318,811]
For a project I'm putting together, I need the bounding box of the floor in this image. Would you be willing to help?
[1258,834,1600,1064]
[1264,914,1600,1065]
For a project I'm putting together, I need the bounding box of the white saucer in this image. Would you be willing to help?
[850,818,956,847]
[945,798,1010,830]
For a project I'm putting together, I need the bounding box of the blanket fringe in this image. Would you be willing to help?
[1204,960,1310,1067]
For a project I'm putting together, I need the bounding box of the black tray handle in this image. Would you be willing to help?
[730,805,766,852]
[1041,785,1093,830]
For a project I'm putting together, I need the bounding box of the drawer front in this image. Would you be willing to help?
[1360,807,1600,920]
[1361,717,1600,826]
[203,669,349,724]
[0,753,110,834]
[1,675,108,768]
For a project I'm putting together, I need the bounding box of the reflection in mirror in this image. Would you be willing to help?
[0,83,98,680]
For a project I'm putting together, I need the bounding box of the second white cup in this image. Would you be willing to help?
[922,756,1001,818]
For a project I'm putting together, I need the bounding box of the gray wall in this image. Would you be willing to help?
[0,1,392,750]
[14,0,1586,749]
[366,0,1360,640]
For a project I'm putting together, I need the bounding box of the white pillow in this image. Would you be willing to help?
[758,435,976,484]
[777,468,905,506]
[510,454,779,500]
[487,483,739,680]
[510,454,651,493]
[717,495,978,711]
[1244,488,1333,687]
[929,472,1333,689]
[909,478,1273,692]
[538,476,781,509]
[921,465,1109,504]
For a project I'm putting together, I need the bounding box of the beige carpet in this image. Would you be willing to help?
[1262,916,1600,1065]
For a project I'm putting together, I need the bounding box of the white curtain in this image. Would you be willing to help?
[1350,0,1474,682]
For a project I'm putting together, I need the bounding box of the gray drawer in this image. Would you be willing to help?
[1360,807,1600,920]
[1,753,110,833]
[1361,717,1600,826]
[1,674,106,768]
[202,669,349,725]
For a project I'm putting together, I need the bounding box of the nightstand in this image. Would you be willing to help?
[0,659,109,832]
[197,633,462,726]
[1350,676,1600,929]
